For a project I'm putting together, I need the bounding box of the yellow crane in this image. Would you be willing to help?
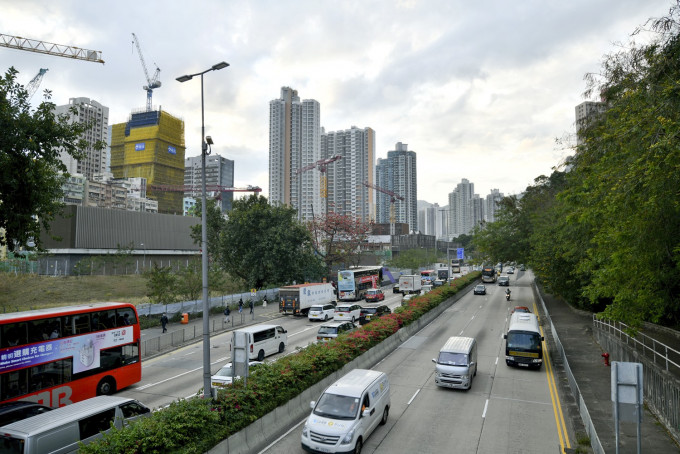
[0,33,104,63]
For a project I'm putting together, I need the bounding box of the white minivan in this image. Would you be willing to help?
[229,324,288,361]
[308,303,336,322]
[334,304,362,323]
[432,336,478,390]
[301,369,390,453]
[0,396,150,453]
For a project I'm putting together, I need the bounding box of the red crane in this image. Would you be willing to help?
[149,184,262,194]
[363,181,404,235]
[295,155,342,216]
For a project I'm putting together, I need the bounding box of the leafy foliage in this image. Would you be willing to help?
[217,195,324,288]
[386,248,439,271]
[0,67,102,251]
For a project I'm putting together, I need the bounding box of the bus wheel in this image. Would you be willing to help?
[257,350,265,361]
[97,377,116,395]
[278,342,285,353]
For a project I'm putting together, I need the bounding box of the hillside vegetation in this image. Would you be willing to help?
[0,274,149,312]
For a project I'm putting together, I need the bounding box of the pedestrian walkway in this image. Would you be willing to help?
[140,300,283,359]
[536,282,680,453]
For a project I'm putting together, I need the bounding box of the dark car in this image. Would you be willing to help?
[498,276,510,286]
[359,305,391,324]
[365,288,385,302]
[0,401,52,426]
[473,284,487,295]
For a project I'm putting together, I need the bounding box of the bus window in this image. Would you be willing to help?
[2,323,27,348]
[116,308,136,327]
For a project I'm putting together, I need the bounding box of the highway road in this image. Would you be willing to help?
[260,270,572,454]
[118,271,572,453]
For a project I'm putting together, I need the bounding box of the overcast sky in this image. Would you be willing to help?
[1,0,673,206]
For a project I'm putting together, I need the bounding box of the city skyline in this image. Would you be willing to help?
[0,1,671,206]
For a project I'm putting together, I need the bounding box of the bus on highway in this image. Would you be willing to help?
[451,259,461,274]
[504,312,544,369]
[481,266,497,283]
[0,302,142,408]
[337,266,383,301]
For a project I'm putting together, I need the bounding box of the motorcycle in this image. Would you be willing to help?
[505,291,511,301]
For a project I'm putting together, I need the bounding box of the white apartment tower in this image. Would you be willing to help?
[448,178,480,237]
[322,126,375,222]
[268,87,321,220]
[484,189,504,223]
[375,143,417,232]
[54,97,109,179]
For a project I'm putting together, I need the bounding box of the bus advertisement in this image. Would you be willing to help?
[0,303,142,408]
[481,266,497,283]
[337,267,383,301]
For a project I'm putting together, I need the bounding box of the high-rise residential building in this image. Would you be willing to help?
[484,189,504,223]
[268,87,321,220]
[54,97,109,179]
[375,143,417,232]
[184,154,235,212]
[110,109,185,214]
[448,178,481,237]
[575,101,606,145]
[322,126,375,222]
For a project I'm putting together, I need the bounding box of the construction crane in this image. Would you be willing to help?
[0,33,104,63]
[26,68,48,100]
[131,33,161,111]
[148,184,262,194]
[363,181,404,236]
[295,155,342,216]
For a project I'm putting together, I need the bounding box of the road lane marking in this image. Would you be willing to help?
[289,326,317,337]
[407,389,420,405]
[495,357,498,366]
[259,417,308,453]
[482,399,489,418]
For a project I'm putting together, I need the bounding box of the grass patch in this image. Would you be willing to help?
[0,273,150,312]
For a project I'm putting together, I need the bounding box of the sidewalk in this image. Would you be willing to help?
[140,301,284,359]
[536,285,680,453]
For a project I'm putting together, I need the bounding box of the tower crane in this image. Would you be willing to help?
[0,33,104,63]
[26,68,48,100]
[363,181,404,236]
[131,33,161,111]
[295,155,342,216]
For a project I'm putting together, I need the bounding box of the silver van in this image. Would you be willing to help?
[432,336,477,390]
[0,396,150,453]
[302,369,390,453]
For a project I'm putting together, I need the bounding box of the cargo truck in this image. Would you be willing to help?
[398,275,422,295]
[279,283,336,316]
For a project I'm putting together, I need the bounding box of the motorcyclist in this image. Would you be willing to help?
[505,288,511,300]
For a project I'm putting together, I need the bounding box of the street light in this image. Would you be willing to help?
[176,61,229,398]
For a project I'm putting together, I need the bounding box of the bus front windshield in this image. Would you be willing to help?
[507,332,541,351]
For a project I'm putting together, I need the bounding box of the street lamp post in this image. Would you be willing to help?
[176,61,229,398]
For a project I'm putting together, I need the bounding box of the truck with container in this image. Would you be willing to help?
[398,275,422,295]
[279,283,336,316]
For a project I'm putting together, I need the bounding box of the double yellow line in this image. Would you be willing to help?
[534,302,571,452]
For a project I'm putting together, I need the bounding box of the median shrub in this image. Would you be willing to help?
[81,272,480,453]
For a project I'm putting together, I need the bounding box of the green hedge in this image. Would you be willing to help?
[81,272,480,453]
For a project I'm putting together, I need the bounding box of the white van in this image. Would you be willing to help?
[301,369,390,453]
[432,336,478,390]
[229,324,288,361]
[308,303,336,322]
[0,396,150,453]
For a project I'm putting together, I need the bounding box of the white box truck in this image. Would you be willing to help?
[279,282,336,316]
[398,275,422,295]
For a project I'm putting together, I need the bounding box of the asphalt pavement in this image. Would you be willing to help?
[536,284,680,453]
[140,283,680,453]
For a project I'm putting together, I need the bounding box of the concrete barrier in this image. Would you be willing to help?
[208,284,473,454]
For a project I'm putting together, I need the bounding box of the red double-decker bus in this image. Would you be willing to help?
[0,302,141,408]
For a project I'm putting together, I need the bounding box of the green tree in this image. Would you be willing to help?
[386,248,436,271]
[188,198,227,264]
[217,195,323,289]
[0,67,102,251]
[144,264,179,305]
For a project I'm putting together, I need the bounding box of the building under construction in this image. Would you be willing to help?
[110,109,185,214]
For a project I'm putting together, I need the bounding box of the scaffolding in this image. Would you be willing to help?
[110,109,186,214]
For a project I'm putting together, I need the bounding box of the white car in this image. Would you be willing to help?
[211,361,263,387]
[334,304,362,323]
[308,304,336,322]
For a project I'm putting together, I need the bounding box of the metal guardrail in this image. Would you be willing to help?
[533,283,605,454]
[593,316,680,374]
